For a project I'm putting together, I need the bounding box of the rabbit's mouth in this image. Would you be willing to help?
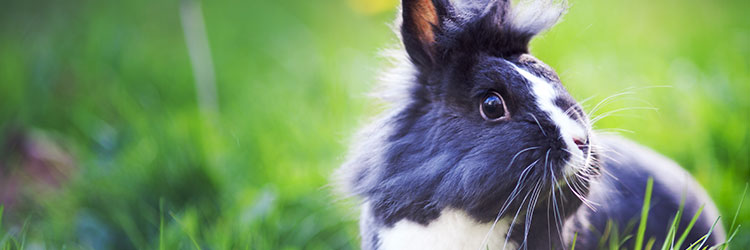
[560,133,601,190]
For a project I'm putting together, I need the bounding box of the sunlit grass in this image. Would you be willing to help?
[586,180,746,250]
[634,178,654,250]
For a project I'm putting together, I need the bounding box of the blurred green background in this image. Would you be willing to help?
[0,0,747,249]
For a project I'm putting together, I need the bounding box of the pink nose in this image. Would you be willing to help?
[573,137,587,151]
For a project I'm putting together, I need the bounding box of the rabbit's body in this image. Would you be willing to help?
[354,135,723,250]
[336,0,725,249]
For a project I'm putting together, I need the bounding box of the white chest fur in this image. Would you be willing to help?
[377,209,516,250]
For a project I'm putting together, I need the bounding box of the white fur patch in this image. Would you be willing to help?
[508,63,587,172]
[378,209,515,250]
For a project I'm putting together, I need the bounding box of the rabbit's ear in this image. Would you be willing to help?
[401,0,451,69]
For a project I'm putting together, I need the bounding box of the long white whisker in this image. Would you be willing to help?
[522,180,544,249]
[588,91,635,117]
[577,95,596,109]
[479,156,541,249]
[595,128,635,134]
[530,114,548,137]
[563,168,598,209]
[546,149,569,245]
[502,186,534,250]
[589,106,658,125]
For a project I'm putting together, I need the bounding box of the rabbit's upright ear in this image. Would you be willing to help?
[400,0,452,69]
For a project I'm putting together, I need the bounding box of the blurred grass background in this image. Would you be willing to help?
[0,0,747,249]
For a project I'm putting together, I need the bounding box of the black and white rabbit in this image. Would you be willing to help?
[335,0,725,249]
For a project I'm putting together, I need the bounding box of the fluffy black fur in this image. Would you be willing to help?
[337,0,725,249]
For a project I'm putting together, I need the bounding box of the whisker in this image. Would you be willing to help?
[479,158,540,249]
[530,113,548,138]
[588,91,636,117]
[577,95,596,108]
[590,106,658,125]
[509,146,542,168]
[563,168,599,209]
[502,186,535,250]
[548,152,567,245]
[595,128,635,134]
[521,180,544,249]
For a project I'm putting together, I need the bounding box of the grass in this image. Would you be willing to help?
[587,178,745,250]
[674,204,704,249]
[634,178,654,250]
[0,0,748,249]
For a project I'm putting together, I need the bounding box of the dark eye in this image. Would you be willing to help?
[480,91,509,121]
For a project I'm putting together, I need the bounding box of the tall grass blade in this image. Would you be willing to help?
[610,225,620,250]
[728,184,747,234]
[0,205,5,248]
[661,210,681,250]
[635,177,654,250]
[571,232,578,250]
[674,205,704,250]
[686,234,708,250]
[619,235,633,248]
[159,199,165,250]
[18,216,30,250]
[645,238,656,250]
[665,193,688,250]
[170,212,202,250]
[721,183,747,250]
[687,217,720,250]
[598,221,613,249]
[712,224,741,250]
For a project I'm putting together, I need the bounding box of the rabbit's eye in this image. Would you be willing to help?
[480,91,509,121]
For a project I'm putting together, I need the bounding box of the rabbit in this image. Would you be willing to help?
[335,0,726,249]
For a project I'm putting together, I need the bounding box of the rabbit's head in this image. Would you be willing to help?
[338,0,598,227]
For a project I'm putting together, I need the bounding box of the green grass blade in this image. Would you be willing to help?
[619,235,633,248]
[685,234,709,250]
[159,199,165,250]
[660,211,681,250]
[711,223,742,250]
[599,221,613,249]
[170,212,202,250]
[665,193,688,250]
[610,224,620,250]
[635,177,654,250]
[723,224,741,246]
[571,232,578,250]
[18,216,31,250]
[728,184,747,233]
[721,183,747,250]
[646,238,657,250]
[693,217,720,250]
[674,205,705,250]
[0,205,5,249]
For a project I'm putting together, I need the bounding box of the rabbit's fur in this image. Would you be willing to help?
[335,0,725,249]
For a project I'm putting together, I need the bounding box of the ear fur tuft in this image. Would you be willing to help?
[401,0,447,68]
[509,0,567,36]
[399,0,567,70]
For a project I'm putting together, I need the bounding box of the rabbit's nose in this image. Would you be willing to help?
[573,137,588,151]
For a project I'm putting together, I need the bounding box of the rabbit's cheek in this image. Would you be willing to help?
[509,63,589,172]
